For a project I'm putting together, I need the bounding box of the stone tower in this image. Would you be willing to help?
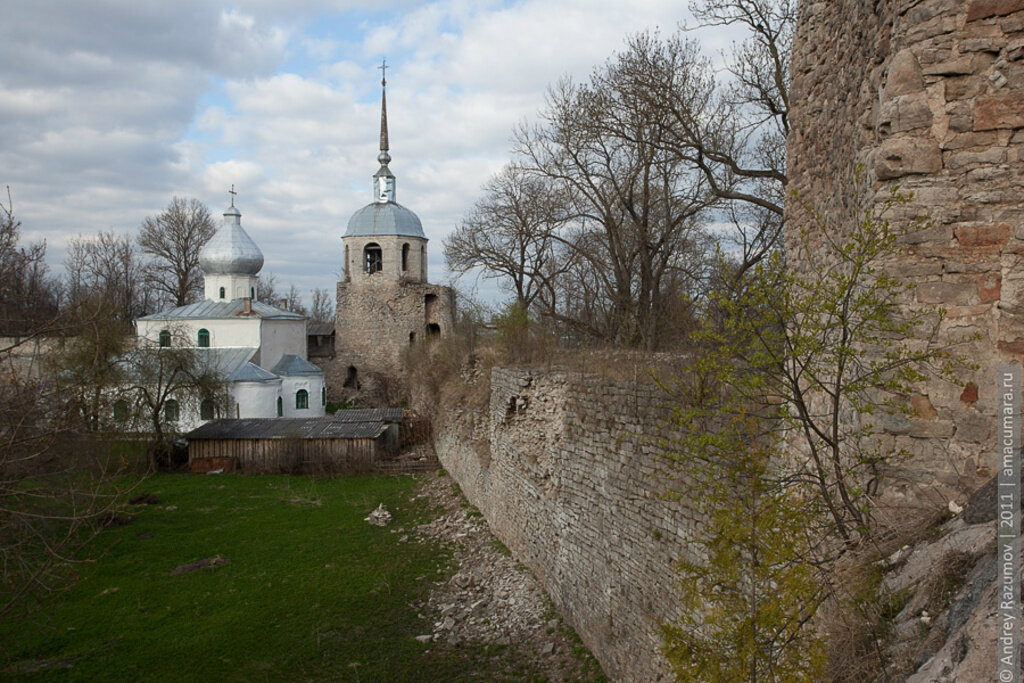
[788,0,1024,504]
[333,66,455,388]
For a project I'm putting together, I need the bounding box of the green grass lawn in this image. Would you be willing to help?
[0,473,556,682]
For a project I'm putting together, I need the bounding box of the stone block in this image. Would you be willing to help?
[955,410,991,443]
[973,92,1024,130]
[916,281,976,305]
[966,0,1024,22]
[910,419,956,438]
[911,394,939,419]
[922,55,977,76]
[875,137,943,179]
[885,49,926,97]
[954,222,1011,246]
[977,272,1002,302]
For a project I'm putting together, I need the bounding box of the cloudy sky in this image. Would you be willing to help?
[1,0,731,307]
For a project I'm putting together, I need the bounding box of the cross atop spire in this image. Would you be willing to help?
[378,59,390,156]
[229,184,237,207]
[373,60,396,204]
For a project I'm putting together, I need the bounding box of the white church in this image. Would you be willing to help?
[133,197,326,430]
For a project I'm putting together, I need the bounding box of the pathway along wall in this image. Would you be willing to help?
[788,0,1024,504]
[434,367,701,682]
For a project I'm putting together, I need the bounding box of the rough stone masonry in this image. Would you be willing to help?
[788,0,1024,505]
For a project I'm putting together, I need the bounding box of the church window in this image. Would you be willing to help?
[364,243,382,274]
[322,386,326,406]
[113,400,129,422]
[200,399,216,421]
[277,396,283,417]
[250,286,255,299]
[402,243,409,271]
[159,330,171,347]
[296,390,309,410]
[164,399,179,422]
[197,328,210,347]
[219,286,225,299]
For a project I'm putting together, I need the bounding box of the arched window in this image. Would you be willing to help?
[164,399,179,422]
[364,243,382,274]
[159,330,171,347]
[401,243,409,271]
[219,286,225,299]
[113,400,129,422]
[250,286,255,299]
[277,396,283,417]
[296,390,309,410]
[322,386,326,406]
[197,328,210,348]
[200,399,216,420]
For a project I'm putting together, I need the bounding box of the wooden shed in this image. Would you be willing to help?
[186,409,405,474]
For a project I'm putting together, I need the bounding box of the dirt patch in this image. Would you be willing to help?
[407,472,606,681]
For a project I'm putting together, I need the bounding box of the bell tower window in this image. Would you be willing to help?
[402,243,409,271]
[364,243,382,274]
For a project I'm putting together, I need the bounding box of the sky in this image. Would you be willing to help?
[0,0,733,308]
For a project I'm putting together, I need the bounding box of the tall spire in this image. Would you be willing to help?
[373,59,396,204]
[378,59,389,160]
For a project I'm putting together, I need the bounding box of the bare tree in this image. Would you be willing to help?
[64,231,154,322]
[515,46,715,349]
[444,164,569,310]
[114,327,227,469]
[0,187,59,335]
[310,288,334,324]
[138,197,216,307]
[256,272,279,304]
[630,2,794,277]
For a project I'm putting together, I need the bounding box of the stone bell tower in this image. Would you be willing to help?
[332,62,454,391]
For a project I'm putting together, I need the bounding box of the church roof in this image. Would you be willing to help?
[229,361,280,384]
[137,298,305,322]
[199,203,264,276]
[344,201,425,238]
[271,354,323,377]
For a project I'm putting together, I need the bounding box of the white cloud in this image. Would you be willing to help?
[0,0,742,308]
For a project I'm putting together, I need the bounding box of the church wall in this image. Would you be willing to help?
[788,0,1024,502]
[231,380,282,419]
[280,374,326,417]
[258,319,308,371]
[135,318,262,349]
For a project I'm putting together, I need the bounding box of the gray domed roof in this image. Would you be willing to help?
[344,201,425,238]
[199,205,264,275]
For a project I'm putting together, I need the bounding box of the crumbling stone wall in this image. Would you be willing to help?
[434,366,702,682]
[328,280,455,397]
[788,0,1024,503]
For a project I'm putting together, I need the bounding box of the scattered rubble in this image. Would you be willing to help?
[408,473,604,681]
[364,503,392,526]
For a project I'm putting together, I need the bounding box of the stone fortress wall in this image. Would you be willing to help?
[434,366,702,682]
[788,0,1024,502]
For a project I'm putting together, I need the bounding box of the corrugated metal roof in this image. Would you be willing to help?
[114,347,257,382]
[187,418,385,441]
[137,298,304,322]
[332,408,405,423]
[271,354,323,377]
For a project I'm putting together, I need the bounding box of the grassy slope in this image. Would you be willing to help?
[1,474,550,682]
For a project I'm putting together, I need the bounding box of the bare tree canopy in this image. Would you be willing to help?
[65,231,153,323]
[310,288,334,324]
[0,187,59,335]
[444,164,568,310]
[138,197,216,307]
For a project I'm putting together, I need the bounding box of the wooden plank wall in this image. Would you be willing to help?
[189,437,379,474]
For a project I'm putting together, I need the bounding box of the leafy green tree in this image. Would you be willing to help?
[662,185,966,678]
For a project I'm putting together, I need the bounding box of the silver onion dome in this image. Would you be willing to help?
[199,204,265,275]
